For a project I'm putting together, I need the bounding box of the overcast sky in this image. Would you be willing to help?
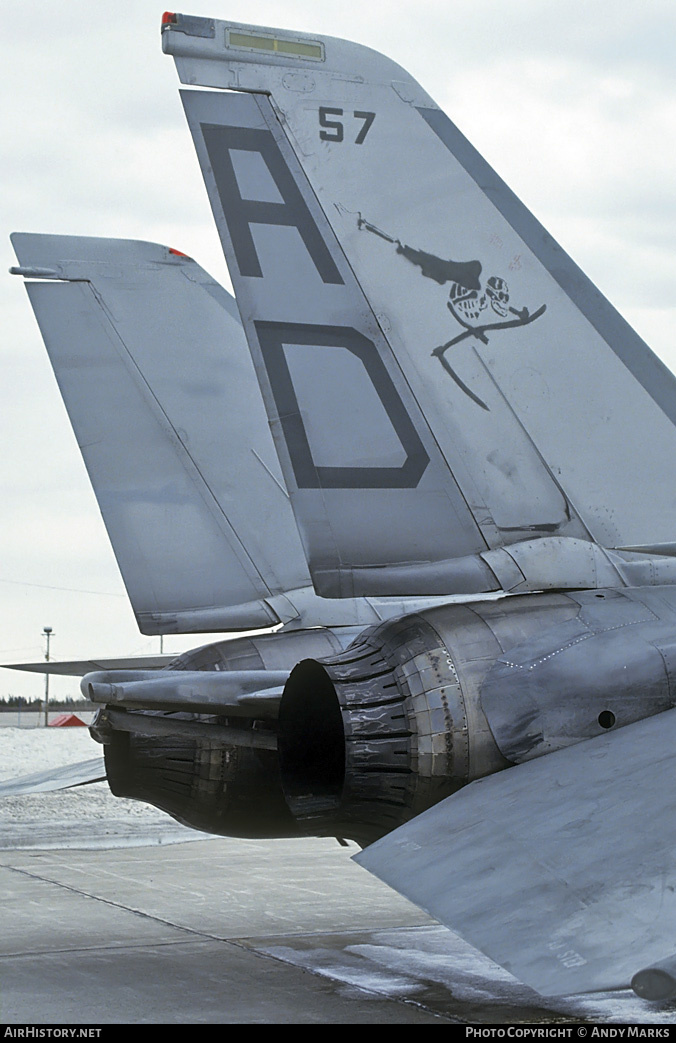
[2,0,675,700]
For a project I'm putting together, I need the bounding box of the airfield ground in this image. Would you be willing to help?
[0,725,673,1024]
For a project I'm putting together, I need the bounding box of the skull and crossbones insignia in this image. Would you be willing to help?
[448,275,511,323]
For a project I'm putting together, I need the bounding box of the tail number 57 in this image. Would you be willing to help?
[319,108,376,144]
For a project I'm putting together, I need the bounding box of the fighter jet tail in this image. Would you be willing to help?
[166,16,676,598]
[10,234,309,634]
[10,233,451,633]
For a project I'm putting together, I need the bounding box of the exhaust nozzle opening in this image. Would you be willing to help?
[278,659,345,818]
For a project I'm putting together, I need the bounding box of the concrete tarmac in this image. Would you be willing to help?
[0,836,442,1024]
[2,833,675,1025]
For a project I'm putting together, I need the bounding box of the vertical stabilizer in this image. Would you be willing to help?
[165,17,676,597]
[12,233,456,630]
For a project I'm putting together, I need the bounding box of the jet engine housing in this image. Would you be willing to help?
[278,587,676,844]
[93,587,676,846]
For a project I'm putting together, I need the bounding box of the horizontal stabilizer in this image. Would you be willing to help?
[356,708,676,995]
[2,655,177,677]
[0,758,106,796]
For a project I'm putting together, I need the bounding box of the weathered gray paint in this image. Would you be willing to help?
[479,587,676,762]
[3,655,176,677]
[83,669,288,717]
[10,233,457,631]
[180,88,488,593]
[172,17,676,563]
[201,123,343,283]
[9,21,676,1005]
[0,758,106,796]
[356,707,676,995]
[417,106,676,430]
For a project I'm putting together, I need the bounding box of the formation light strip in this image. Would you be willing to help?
[227,30,324,61]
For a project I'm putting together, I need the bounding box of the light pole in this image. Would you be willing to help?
[43,626,53,727]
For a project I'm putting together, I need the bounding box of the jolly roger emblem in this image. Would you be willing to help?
[358,216,546,411]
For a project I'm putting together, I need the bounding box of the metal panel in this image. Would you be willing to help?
[356,707,676,995]
[0,758,106,796]
[14,233,309,631]
[480,588,672,762]
[418,106,676,430]
[180,88,491,598]
[171,18,676,559]
[3,655,176,677]
[13,237,455,628]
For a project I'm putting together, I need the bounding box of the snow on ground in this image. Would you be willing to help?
[0,722,101,781]
[0,723,202,848]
